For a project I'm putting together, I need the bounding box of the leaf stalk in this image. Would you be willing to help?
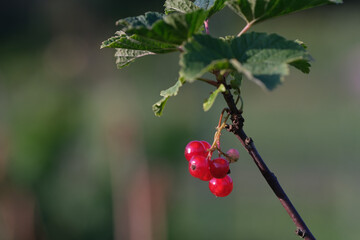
[237,20,255,37]
[204,20,210,34]
[196,77,219,87]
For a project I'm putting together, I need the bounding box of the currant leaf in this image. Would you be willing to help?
[231,33,312,89]
[101,31,177,53]
[180,35,232,82]
[152,97,169,117]
[116,12,165,31]
[193,0,227,17]
[289,59,311,74]
[164,0,227,17]
[203,84,226,111]
[180,33,311,90]
[153,77,185,116]
[114,49,155,69]
[164,0,199,14]
[227,0,342,24]
[230,72,242,89]
[121,10,208,45]
[102,10,208,69]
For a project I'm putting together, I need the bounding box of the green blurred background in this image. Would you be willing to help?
[0,1,359,239]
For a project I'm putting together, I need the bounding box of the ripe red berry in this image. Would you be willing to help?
[201,140,211,151]
[209,175,233,197]
[200,140,212,157]
[188,155,212,181]
[184,141,207,161]
[209,157,230,179]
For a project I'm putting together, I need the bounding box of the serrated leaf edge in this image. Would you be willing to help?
[203,84,226,111]
[152,78,185,116]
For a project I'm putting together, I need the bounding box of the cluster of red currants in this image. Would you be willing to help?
[184,140,238,197]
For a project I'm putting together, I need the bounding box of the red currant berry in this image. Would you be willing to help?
[201,141,211,151]
[209,157,230,179]
[209,175,233,197]
[201,140,212,158]
[188,155,212,181]
[226,148,239,162]
[184,141,207,161]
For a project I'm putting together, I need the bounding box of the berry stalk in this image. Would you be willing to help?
[219,76,316,240]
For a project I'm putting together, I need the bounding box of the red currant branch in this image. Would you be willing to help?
[217,108,226,126]
[217,74,316,240]
[208,109,230,154]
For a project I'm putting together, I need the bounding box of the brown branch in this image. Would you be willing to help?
[220,79,316,240]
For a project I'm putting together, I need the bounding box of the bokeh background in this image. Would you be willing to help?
[1,1,359,239]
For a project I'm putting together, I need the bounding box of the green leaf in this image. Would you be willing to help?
[289,59,311,74]
[180,33,311,90]
[117,10,208,45]
[101,32,174,68]
[231,32,311,90]
[114,49,155,69]
[230,59,282,90]
[102,10,208,69]
[230,72,242,89]
[164,0,226,17]
[193,0,227,17]
[101,31,178,53]
[227,0,342,24]
[153,78,185,116]
[180,35,233,81]
[116,12,165,31]
[295,39,308,49]
[152,97,169,117]
[203,84,226,111]
[164,0,199,14]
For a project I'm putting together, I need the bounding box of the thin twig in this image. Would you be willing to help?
[218,108,229,127]
[219,74,316,240]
